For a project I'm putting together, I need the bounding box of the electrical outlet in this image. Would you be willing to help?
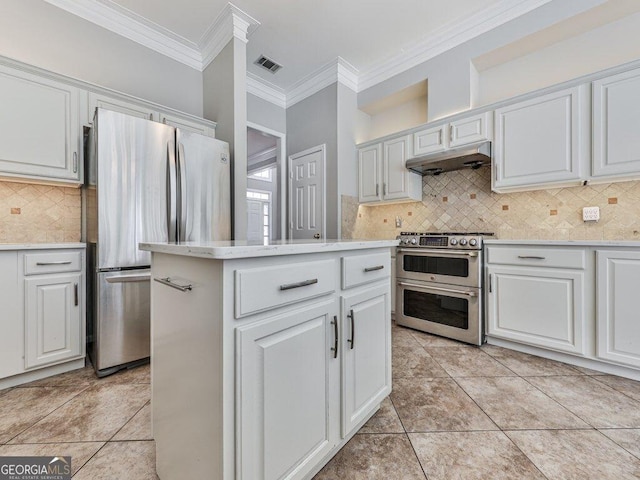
[395,216,403,228]
[583,206,600,222]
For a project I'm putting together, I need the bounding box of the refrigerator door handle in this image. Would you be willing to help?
[177,142,187,242]
[166,143,177,242]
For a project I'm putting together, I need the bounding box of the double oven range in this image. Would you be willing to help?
[395,232,493,346]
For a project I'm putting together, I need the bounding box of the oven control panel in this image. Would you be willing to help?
[396,232,490,250]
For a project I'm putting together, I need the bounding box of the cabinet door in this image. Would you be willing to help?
[88,92,158,123]
[237,299,338,480]
[493,86,587,191]
[0,252,22,378]
[487,265,585,355]
[0,65,80,183]
[413,125,447,156]
[383,135,412,201]
[159,113,215,137]
[358,143,382,202]
[341,284,391,437]
[596,251,640,368]
[25,273,82,369]
[592,68,640,178]
[449,112,493,148]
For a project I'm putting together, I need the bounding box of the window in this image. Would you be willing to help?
[247,189,271,244]
[248,167,273,182]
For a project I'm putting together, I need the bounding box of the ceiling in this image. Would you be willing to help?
[76,0,546,93]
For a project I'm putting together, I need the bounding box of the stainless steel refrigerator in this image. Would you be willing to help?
[85,108,230,376]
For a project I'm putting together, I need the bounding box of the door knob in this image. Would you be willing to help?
[313,233,321,239]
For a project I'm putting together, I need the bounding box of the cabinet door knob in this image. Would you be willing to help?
[74,283,78,306]
[331,316,338,359]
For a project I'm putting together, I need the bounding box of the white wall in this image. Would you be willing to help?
[364,95,427,141]
[476,11,640,106]
[248,94,286,134]
[0,0,203,116]
[357,0,607,121]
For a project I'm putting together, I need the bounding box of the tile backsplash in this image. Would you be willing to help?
[0,181,81,243]
[342,167,640,240]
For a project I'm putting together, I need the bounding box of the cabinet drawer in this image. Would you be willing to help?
[24,251,83,275]
[235,259,336,318]
[486,246,585,269]
[342,252,390,289]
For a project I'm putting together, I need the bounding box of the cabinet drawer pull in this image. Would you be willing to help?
[331,316,338,359]
[347,309,355,349]
[154,277,192,292]
[36,261,72,266]
[74,283,78,306]
[517,255,546,260]
[364,265,384,272]
[279,278,318,291]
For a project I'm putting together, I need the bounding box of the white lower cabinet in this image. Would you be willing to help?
[150,246,393,480]
[487,265,585,355]
[0,247,85,387]
[341,284,391,436]
[238,299,338,480]
[596,250,640,368]
[25,273,82,369]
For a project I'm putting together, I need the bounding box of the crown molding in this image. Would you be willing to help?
[286,57,359,108]
[247,72,287,109]
[200,3,260,69]
[358,0,554,91]
[43,0,203,70]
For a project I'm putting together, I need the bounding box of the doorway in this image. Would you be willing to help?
[288,144,326,240]
[247,124,285,242]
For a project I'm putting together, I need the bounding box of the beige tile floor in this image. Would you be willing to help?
[1,324,640,479]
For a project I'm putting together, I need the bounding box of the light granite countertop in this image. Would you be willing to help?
[0,242,86,251]
[140,239,399,260]
[485,239,640,247]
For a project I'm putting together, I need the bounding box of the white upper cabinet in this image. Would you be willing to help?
[359,136,421,204]
[449,112,493,148]
[358,143,382,202]
[88,92,158,122]
[413,124,447,156]
[493,85,588,192]
[592,68,640,179]
[412,112,492,157]
[0,65,81,184]
[160,113,216,137]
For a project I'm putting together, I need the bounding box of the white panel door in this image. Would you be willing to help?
[383,135,411,201]
[592,68,640,178]
[596,250,640,368]
[493,86,586,190]
[25,273,82,369]
[237,299,338,480]
[341,284,391,437]
[247,199,265,244]
[0,65,80,183]
[289,145,325,240]
[487,266,585,355]
[358,144,381,202]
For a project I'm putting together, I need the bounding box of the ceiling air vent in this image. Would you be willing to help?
[254,55,282,74]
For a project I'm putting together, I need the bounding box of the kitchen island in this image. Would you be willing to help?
[140,239,397,480]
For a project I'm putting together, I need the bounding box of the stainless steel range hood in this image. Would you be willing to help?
[406,141,491,176]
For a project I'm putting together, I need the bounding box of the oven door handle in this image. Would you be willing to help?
[397,248,478,257]
[398,281,477,297]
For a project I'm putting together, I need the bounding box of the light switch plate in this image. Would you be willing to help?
[583,206,600,222]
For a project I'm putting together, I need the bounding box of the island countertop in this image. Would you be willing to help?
[140,239,399,259]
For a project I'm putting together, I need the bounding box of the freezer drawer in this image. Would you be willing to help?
[94,269,150,372]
